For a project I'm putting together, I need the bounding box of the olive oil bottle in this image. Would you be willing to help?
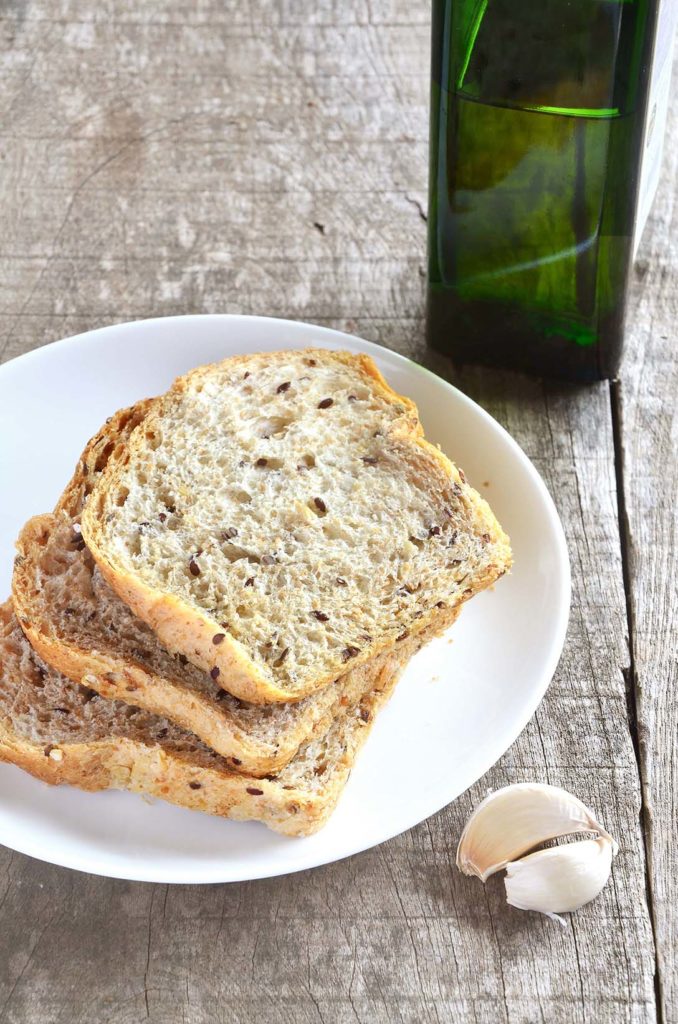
[427,0,676,380]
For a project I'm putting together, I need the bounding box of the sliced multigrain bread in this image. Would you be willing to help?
[81,349,512,703]
[13,404,439,776]
[0,602,442,836]
[14,513,437,776]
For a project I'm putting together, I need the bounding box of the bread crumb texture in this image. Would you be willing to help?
[0,601,427,835]
[82,350,511,700]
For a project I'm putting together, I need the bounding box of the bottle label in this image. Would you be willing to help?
[634,0,677,257]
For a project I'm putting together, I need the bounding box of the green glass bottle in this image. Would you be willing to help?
[427,0,676,380]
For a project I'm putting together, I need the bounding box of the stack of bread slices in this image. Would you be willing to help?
[2,349,511,836]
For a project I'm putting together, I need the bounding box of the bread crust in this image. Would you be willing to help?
[81,350,511,702]
[13,515,417,775]
[0,726,335,836]
[0,602,458,835]
[13,406,413,775]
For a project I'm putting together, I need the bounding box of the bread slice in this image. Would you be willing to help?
[0,601,446,836]
[13,404,431,776]
[81,349,512,703]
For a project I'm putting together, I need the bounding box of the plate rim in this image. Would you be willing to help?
[0,314,571,883]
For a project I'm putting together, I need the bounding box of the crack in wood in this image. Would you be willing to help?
[611,379,664,1024]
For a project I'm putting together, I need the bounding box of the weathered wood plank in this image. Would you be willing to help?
[0,2,665,1022]
[618,55,678,1024]
[1,0,431,27]
[0,192,426,259]
[0,81,427,145]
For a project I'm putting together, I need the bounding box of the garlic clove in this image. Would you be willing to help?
[456,783,616,881]
[504,836,615,925]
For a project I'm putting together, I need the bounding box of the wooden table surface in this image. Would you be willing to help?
[0,4,675,1022]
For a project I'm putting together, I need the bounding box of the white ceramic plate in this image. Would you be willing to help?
[0,316,569,883]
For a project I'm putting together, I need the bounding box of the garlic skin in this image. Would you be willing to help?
[504,836,615,926]
[456,783,616,881]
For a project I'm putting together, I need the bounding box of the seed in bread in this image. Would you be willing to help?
[14,404,436,776]
[81,349,511,703]
[0,602,453,836]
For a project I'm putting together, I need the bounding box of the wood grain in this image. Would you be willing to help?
[618,58,678,1024]
[0,2,672,1021]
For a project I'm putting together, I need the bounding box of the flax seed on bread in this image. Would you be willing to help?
[0,601,455,835]
[81,350,511,703]
[14,404,430,776]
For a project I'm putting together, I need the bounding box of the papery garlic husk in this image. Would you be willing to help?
[456,783,616,881]
[504,836,615,925]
